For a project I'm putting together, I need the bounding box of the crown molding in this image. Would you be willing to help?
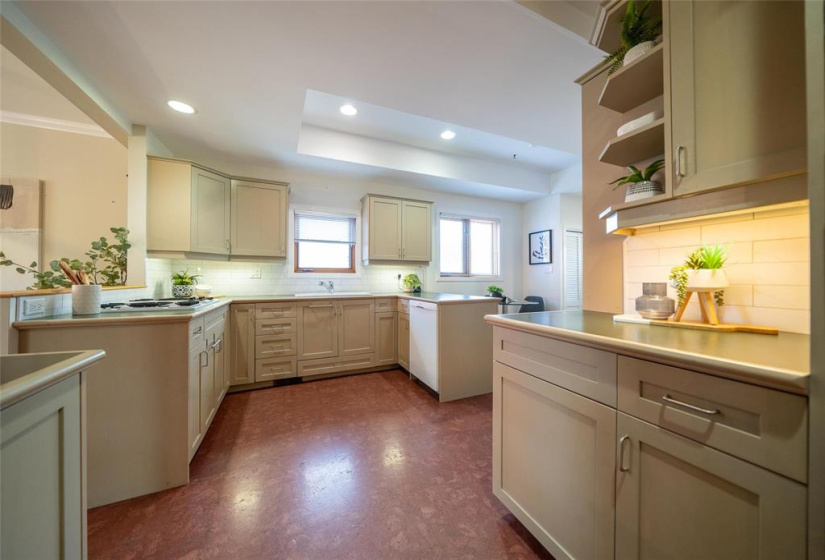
[0,110,110,138]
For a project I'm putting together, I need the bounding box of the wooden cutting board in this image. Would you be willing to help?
[613,314,779,335]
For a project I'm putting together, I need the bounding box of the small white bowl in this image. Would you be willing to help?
[195,284,213,297]
[617,109,664,136]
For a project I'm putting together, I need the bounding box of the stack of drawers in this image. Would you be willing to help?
[255,302,297,381]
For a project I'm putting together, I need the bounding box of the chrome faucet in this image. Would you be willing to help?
[319,280,335,294]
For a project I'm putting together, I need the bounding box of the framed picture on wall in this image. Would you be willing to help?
[529,229,552,265]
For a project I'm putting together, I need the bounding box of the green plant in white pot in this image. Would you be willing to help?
[171,270,202,298]
[487,284,504,299]
[609,160,665,203]
[669,245,728,308]
[401,273,422,293]
[604,0,662,74]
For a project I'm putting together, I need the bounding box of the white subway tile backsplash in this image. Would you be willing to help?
[753,285,811,310]
[753,238,809,263]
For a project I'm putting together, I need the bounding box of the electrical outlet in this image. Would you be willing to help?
[249,267,262,279]
[23,298,46,316]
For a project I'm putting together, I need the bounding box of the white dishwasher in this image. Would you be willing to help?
[409,300,438,393]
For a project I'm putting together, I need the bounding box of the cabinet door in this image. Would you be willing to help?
[368,197,402,260]
[493,362,616,560]
[188,348,203,460]
[338,300,375,357]
[199,346,215,436]
[375,311,397,366]
[669,0,806,196]
[230,305,255,385]
[397,313,410,370]
[212,327,226,406]
[297,302,338,360]
[231,180,287,257]
[615,412,806,559]
[401,201,431,261]
[190,167,230,254]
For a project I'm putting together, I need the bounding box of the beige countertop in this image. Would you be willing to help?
[0,349,106,409]
[13,292,497,329]
[486,310,810,395]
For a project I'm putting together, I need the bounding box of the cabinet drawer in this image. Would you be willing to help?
[255,334,296,358]
[397,298,410,314]
[617,356,808,483]
[189,317,205,350]
[297,353,375,377]
[255,357,297,382]
[204,307,227,330]
[493,327,617,407]
[374,298,394,312]
[255,317,296,336]
[255,302,296,319]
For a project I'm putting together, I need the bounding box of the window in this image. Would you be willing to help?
[294,212,356,273]
[439,215,500,277]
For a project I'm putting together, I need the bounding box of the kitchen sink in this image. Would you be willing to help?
[293,291,373,297]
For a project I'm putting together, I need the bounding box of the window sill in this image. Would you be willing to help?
[437,276,503,283]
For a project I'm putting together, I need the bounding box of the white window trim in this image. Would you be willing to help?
[436,212,502,282]
[562,228,583,309]
[288,205,363,279]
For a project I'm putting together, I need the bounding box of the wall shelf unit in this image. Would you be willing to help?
[598,118,665,167]
[598,44,664,113]
[590,0,662,53]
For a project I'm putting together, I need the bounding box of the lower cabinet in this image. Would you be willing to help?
[297,302,338,360]
[492,361,616,560]
[397,312,410,370]
[188,348,203,460]
[615,412,807,559]
[230,304,255,385]
[338,300,375,356]
[375,311,397,366]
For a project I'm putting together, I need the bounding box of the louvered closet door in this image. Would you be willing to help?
[564,230,583,309]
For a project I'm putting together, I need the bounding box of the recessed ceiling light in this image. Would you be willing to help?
[167,100,195,114]
[340,104,358,116]
[440,130,456,140]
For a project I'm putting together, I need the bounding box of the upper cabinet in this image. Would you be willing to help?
[668,0,807,197]
[362,195,432,263]
[147,157,289,258]
[230,179,288,258]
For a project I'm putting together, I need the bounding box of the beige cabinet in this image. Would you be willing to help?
[205,310,228,409]
[230,179,288,258]
[191,167,231,254]
[229,304,255,385]
[1,375,85,560]
[187,348,203,460]
[493,361,616,560]
[297,302,338,360]
[669,0,806,197]
[362,195,432,262]
[197,343,214,445]
[375,312,397,366]
[397,312,410,370]
[338,300,375,356]
[615,412,806,559]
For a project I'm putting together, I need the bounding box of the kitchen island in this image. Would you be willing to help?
[485,310,810,559]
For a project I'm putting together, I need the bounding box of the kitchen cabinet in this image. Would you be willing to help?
[492,361,616,560]
[188,348,203,459]
[615,412,806,559]
[197,343,214,449]
[191,167,231,254]
[375,311,397,366]
[397,312,410,370]
[206,310,228,410]
[297,302,338,360]
[361,195,433,262]
[230,304,255,386]
[338,300,375,356]
[669,0,806,197]
[230,179,288,258]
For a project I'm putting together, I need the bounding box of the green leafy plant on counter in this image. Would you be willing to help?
[608,160,664,190]
[669,245,727,308]
[603,0,662,74]
[0,252,72,289]
[172,269,203,286]
[487,284,504,297]
[402,273,422,291]
[85,227,131,286]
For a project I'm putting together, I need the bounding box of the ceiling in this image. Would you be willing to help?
[9,1,602,201]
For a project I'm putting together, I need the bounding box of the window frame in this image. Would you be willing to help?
[437,213,501,281]
[292,208,358,275]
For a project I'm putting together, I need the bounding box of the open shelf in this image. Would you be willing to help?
[591,0,662,53]
[598,43,664,113]
[598,118,665,167]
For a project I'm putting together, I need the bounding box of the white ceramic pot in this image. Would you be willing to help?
[685,269,729,292]
[72,285,102,315]
[624,41,656,66]
[172,284,195,298]
[625,180,665,203]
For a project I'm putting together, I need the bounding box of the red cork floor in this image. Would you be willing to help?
[88,369,553,559]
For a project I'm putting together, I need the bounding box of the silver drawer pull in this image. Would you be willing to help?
[309,304,333,309]
[619,435,631,473]
[662,394,720,416]
[193,326,203,335]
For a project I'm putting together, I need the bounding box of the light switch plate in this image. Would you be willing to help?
[23,298,46,316]
[249,267,262,279]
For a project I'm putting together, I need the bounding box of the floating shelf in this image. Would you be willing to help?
[591,0,662,53]
[598,118,665,167]
[598,44,664,113]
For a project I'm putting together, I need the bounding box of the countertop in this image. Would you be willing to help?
[13,292,497,329]
[486,310,810,395]
[1,349,106,409]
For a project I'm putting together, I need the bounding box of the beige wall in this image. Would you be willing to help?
[0,122,127,267]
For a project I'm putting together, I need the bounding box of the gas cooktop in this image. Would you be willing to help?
[100,297,217,312]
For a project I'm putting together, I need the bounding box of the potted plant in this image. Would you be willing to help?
[487,284,504,300]
[603,0,662,74]
[609,159,665,202]
[669,245,728,308]
[401,273,422,293]
[171,270,203,298]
